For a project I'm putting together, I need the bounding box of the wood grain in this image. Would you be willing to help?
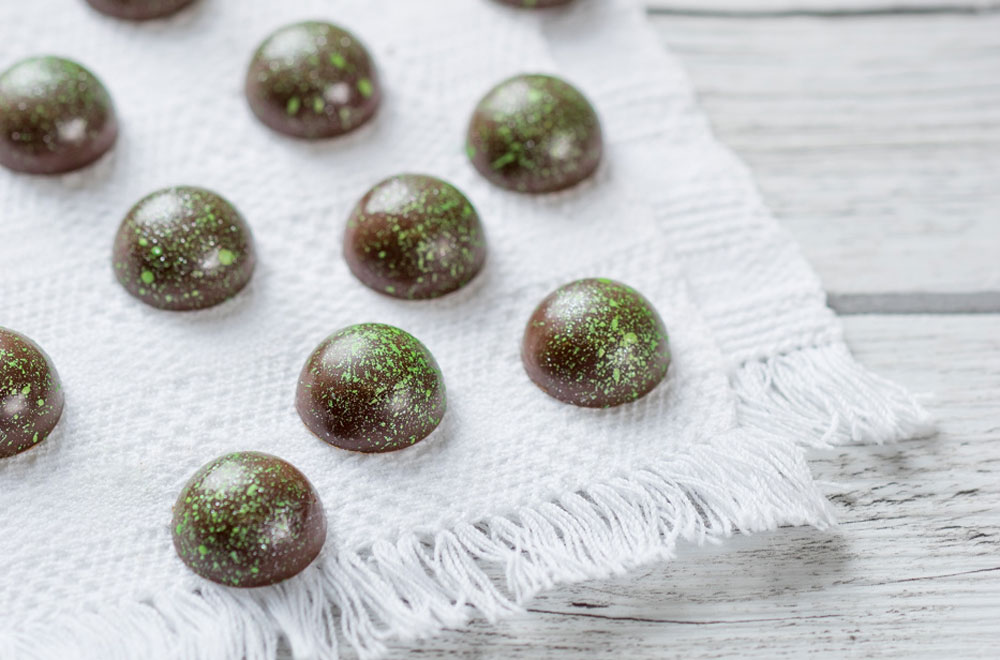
[384,315,1000,659]
[651,13,1000,296]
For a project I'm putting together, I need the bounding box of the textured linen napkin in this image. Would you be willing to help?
[0,1,930,658]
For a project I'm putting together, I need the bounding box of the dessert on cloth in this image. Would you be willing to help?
[0,1,928,658]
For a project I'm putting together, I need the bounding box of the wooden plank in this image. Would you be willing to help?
[647,1,1000,13]
[385,315,1000,658]
[650,13,1000,296]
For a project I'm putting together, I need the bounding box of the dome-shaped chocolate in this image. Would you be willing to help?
[245,21,381,139]
[0,56,118,174]
[112,186,256,311]
[0,328,64,459]
[522,278,670,408]
[172,451,327,588]
[467,74,602,193]
[296,323,447,453]
[344,174,488,300]
[84,0,196,20]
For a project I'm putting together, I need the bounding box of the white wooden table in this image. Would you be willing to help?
[380,2,1000,657]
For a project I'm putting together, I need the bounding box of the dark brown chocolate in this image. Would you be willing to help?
[0,56,118,175]
[245,21,380,139]
[0,328,64,459]
[344,174,488,300]
[112,186,256,311]
[522,278,670,408]
[296,323,447,453]
[466,73,602,194]
[172,451,326,588]
[85,0,195,20]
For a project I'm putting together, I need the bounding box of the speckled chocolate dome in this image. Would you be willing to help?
[84,0,196,20]
[245,21,381,139]
[344,174,488,300]
[0,328,64,459]
[112,186,256,311]
[522,278,670,408]
[296,323,447,453]
[0,56,118,174]
[172,451,327,588]
[467,73,602,193]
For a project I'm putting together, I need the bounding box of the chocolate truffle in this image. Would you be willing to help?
[0,56,118,175]
[296,323,446,453]
[172,451,326,588]
[112,186,256,311]
[85,0,195,20]
[245,21,381,139]
[344,174,488,300]
[0,328,64,459]
[467,74,602,194]
[495,0,575,7]
[522,278,670,408]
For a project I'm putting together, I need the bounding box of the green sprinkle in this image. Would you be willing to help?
[491,152,517,170]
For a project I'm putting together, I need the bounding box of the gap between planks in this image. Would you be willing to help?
[830,292,1000,315]
[646,2,1000,17]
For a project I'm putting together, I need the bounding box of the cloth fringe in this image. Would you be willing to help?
[3,341,927,660]
[2,431,832,660]
[732,342,933,448]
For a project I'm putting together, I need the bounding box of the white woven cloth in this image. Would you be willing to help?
[0,1,930,658]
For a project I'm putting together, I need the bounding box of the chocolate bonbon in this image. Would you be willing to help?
[296,323,446,453]
[467,74,602,193]
[84,0,195,20]
[522,278,670,408]
[344,174,488,300]
[0,328,64,459]
[245,21,380,139]
[172,452,326,588]
[112,186,256,311]
[0,56,118,174]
